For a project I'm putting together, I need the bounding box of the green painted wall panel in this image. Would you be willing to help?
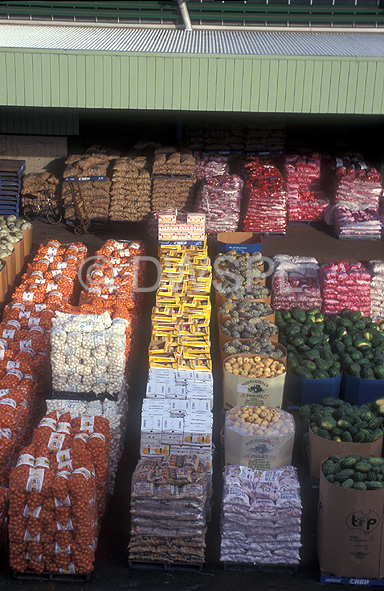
[345,61,358,114]
[102,55,112,109]
[215,59,226,112]
[24,53,33,106]
[14,53,25,107]
[140,56,151,109]
[120,56,129,109]
[188,59,199,111]
[337,61,350,115]
[58,54,69,108]
[206,58,218,112]
[301,60,314,113]
[111,56,121,110]
[319,60,331,114]
[354,61,368,114]
[249,59,261,112]
[240,59,252,112]
[364,61,377,115]
[284,61,296,113]
[32,53,42,106]
[373,61,384,114]
[267,60,279,113]
[85,55,95,108]
[163,57,174,110]
[293,60,305,113]
[154,57,164,109]
[5,53,16,106]
[223,58,234,112]
[328,60,341,114]
[275,60,287,113]
[198,57,209,111]
[94,55,104,109]
[258,60,269,112]
[232,59,244,112]
[1,49,384,114]
[180,58,191,113]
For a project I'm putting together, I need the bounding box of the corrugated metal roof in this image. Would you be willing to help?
[0,24,383,57]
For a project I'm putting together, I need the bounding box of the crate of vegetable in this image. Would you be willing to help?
[223,353,286,409]
[217,299,275,326]
[221,339,286,364]
[297,397,383,479]
[318,454,384,579]
[277,307,384,405]
[219,318,279,348]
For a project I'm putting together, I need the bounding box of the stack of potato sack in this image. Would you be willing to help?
[109,155,151,221]
[62,151,112,222]
[9,411,110,576]
[21,173,61,211]
[151,148,196,212]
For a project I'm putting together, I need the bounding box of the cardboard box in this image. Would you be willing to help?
[222,352,286,410]
[217,232,263,254]
[318,460,384,578]
[309,427,383,481]
[224,410,295,470]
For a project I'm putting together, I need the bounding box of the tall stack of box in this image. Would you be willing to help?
[140,220,213,476]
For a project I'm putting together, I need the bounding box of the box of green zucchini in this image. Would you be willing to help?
[223,353,286,410]
[305,398,383,480]
[318,454,384,578]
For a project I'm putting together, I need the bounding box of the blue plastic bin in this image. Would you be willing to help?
[216,232,263,254]
[340,372,384,405]
[284,372,342,406]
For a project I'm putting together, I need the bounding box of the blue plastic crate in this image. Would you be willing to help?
[284,372,341,406]
[340,372,384,405]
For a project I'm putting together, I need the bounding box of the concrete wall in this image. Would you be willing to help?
[0,134,67,175]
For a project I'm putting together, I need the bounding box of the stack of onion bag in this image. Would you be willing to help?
[46,392,128,495]
[21,173,61,211]
[9,411,110,576]
[272,255,322,310]
[367,260,384,321]
[243,157,287,234]
[194,153,229,180]
[195,173,243,234]
[50,311,127,397]
[62,151,112,222]
[320,261,371,317]
[220,465,302,565]
[284,153,329,222]
[79,239,146,369]
[109,155,151,222]
[151,148,196,212]
[332,157,383,239]
[129,455,209,565]
[11,240,87,308]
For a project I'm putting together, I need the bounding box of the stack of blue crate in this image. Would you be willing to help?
[0,159,25,217]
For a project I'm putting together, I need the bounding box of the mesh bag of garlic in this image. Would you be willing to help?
[9,411,110,576]
[46,383,129,495]
[50,311,128,397]
[220,464,302,565]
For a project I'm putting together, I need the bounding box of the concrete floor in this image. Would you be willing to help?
[0,219,383,589]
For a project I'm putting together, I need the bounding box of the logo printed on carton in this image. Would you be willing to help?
[345,511,380,534]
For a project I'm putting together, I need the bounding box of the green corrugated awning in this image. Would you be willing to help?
[0,24,383,114]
